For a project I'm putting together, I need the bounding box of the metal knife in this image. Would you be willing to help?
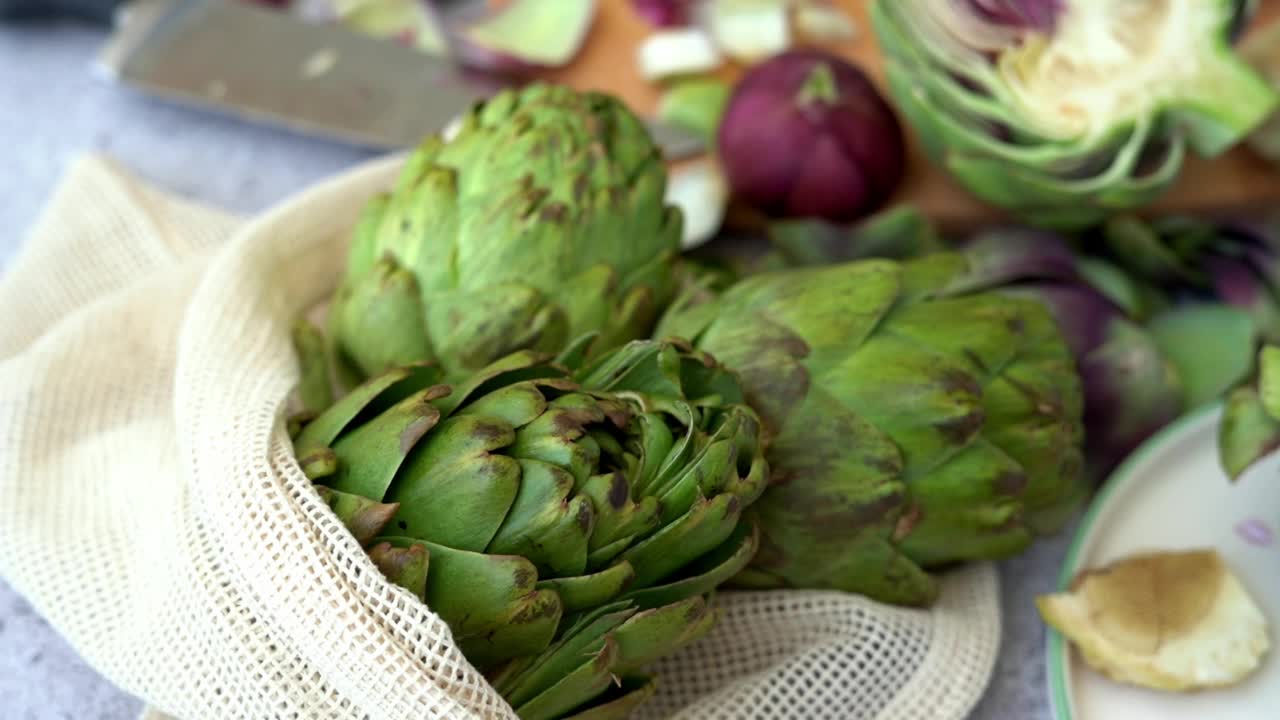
[1,0,706,157]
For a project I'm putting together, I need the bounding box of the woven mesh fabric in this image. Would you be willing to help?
[0,154,1002,720]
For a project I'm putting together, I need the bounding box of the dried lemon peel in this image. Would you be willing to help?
[1038,549,1270,692]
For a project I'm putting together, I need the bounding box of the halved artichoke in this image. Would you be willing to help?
[872,0,1278,228]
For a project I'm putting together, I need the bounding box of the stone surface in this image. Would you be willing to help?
[0,20,1063,720]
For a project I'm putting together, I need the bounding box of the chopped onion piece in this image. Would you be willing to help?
[638,28,724,80]
[665,158,729,250]
[794,3,857,42]
[457,0,597,72]
[703,0,791,64]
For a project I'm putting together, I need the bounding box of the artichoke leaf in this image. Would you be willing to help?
[620,493,744,588]
[496,601,635,707]
[561,676,656,720]
[487,459,593,577]
[332,257,434,377]
[536,560,637,612]
[367,541,429,600]
[314,486,399,546]
[325,385,448,499]
[513,638,620,720]
[378,536,561,662]
[622,520,759,609]
[388,415,520,549]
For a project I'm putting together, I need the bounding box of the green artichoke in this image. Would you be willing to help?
[293,335,766,719]
[872,0,1278,229]
[330,84,682,383]
[658,254,1085,606]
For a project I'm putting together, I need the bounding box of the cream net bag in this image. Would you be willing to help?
[0,154,1002,720]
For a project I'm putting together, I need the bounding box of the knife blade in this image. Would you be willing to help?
[92,0,707,158]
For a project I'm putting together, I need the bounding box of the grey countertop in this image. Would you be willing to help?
[0,21,1068,720]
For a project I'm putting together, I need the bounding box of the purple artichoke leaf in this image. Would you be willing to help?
[1240,244,1280,306]
[1205,255,1280,343]
[1004,282,1119,358]
[946,226,1078,294]
[1147,303,1258,410]
[1078,318,1185,482]
[964,0,1062,33]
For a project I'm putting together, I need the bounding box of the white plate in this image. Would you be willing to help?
[1047,404,1280,720]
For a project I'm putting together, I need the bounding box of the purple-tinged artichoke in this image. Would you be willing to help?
[657,251,1086,606]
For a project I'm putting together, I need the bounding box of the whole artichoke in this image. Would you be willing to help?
[292,336,766,719]
[872,0,1277,229]
[330,84,682,382]
[658,254,1085,606]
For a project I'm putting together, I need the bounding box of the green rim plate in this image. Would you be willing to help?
[1047,401,1280,719]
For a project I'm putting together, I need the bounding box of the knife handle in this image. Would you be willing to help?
[0,0,124,24]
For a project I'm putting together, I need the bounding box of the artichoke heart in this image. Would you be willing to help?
[1038,549,1270,691]
[871,0,1278,228]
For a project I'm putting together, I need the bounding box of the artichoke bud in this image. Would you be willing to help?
[297,338,766,712]
[329,84,680,381]
[659,256,1085,605]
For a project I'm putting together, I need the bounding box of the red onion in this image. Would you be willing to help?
[717,50,905,223]
[631,0,693,28]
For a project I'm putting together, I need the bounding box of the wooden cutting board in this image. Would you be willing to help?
[537,0,1280,229]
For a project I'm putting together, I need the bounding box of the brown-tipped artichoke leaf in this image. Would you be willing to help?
[487,459,593,577]
[562,676,657,720]
[367,541,429,600]
[513,637,620,720]
[325,385,447,499]
[388,415,519,549]
[536,561,637,612]
[819,332,986,474]
[581,472,661,554]
[619,492,743,588]
[378,536,560,663]
[332,257,434,377]
[295,364,444,452]
[298,446,337,480]
[623,520,759,609]
[896,440,1032,567]
[495,601,636,707]
[315,486,400,546]
[459,588,565,670]
[611,595,718,674]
